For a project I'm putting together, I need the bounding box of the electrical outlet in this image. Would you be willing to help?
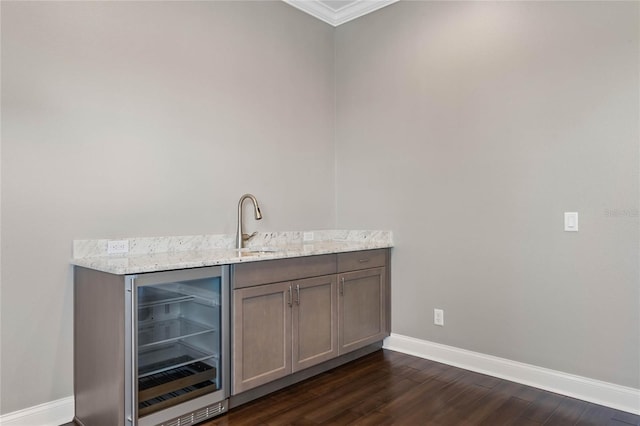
[107,240,129,254]
[303,232,314,241]
[434,309,444,326]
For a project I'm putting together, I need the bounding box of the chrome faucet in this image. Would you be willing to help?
[236,193,263,249]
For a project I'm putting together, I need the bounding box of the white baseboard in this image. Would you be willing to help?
[383,333,640,415]
[0,396,74,426]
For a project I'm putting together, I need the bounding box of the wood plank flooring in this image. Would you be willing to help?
[64,349,639,425]
[206,350,638,426]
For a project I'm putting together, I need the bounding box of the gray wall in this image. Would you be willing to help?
[2,0,639,418]
[1,1,334,414]
[335,1,639,388]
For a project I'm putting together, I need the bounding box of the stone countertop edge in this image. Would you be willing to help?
[70,230,393,275]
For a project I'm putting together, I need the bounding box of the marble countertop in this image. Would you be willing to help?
[71,230,392,275]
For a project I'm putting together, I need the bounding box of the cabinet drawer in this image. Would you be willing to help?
[233,254,336,289]
[337,249,387,273]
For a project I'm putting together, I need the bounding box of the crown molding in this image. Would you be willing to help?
[283,0,399,27]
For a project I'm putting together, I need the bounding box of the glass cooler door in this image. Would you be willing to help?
[128,266,229,423]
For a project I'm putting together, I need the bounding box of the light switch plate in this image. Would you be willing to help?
[564,212,578,232]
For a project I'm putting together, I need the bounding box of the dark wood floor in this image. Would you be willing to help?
[65,349,640,425]
[206,350,638,426]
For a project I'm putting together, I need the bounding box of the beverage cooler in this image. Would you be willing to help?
[73,264,230,426]
[127,266,230,426]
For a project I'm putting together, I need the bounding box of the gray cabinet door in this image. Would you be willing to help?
[338,267,386,354]
[292,275,338,372]
[232,281,292,394]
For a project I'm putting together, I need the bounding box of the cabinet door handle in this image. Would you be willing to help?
[358,258,370,263]
[340,277,345,296]
[288,285,292,307]
[295,284,300,305]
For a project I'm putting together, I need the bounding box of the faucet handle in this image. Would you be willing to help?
[242,232,258,242]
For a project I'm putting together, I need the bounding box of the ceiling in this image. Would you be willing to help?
[283,0,398,26]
